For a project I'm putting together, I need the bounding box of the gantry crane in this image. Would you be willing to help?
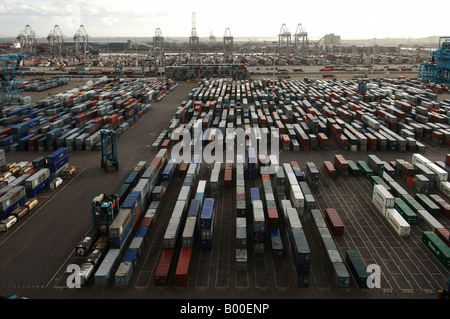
[153,28,164,51]
[74,25,89,56]
[189,12,200,52]
[294,23,308,49]
[418,37,450,85]
[47,25,65,56]
[16,25,36,56]
[0,49,26,105]
[100,129,119,172]
[224,28,233,51]
[278,23,291,51]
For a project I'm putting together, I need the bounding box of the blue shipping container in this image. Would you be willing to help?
[26,178,50,197]
[47,147,68,164]
[124,172,139,187]
[188,199,201,217]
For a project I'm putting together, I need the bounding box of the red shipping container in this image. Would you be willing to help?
[175,248,193,287]
[161,139,171,149]
[236,193,245,201]
[224,170,232,188]
[150,157,163,171]
[334,155,348,170]
[262,174,270,181]
[267,209,279,228]
[325,208,344,236]
[47,115,59,122]
[179,162,189,177]
[324,161,336,177]
[140,217,153,231]
[155,249,175,287]
[108,114,119,123]
[436,201,450,219]
[225,162,233,171]
[435,228,450,248]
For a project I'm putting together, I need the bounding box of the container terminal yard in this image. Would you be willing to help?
[1,16,450,306]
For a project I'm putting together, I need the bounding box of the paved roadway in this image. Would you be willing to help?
[0,80,449,302]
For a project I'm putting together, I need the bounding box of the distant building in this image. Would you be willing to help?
[324,34,341,46]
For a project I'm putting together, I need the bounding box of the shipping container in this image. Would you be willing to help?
[94,248,121,287]
[155,249,175,287]
[345,250,369,289]
[422,231,450,269]
[385,208,411,237]
[394,198,418,225]
[324,208,345,236]
[175,247,193,287]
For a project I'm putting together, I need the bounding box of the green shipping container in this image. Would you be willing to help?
[394,198,418,225]
[345,250,369,289]
[370,176,391,192]
[415,193,440,217]
[401,194,425,214]
[347,160,360,176]
[422,231,450,269]
[357,161,373,178]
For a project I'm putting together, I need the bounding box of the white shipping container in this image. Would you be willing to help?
[385,208,410,237]
[178,186,191,203]
[163,217,181,249]
[286,207,302,230]
[417,209,444,231]
[196,180,207,195]
[425,162,448,182]
[373,184,394,214]
[182,216,197,248]
[438,181,450,199]
[412,153,431,166]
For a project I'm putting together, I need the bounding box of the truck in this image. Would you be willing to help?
[91,194,120,237]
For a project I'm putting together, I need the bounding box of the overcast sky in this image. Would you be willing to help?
[0,0,449,40]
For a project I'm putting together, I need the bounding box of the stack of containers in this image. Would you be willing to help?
[115,217,150,288]
[247,147,257,180]
[176,199,201,287]
[372,184,395,216]
[373,184,410,237]
[367,154,384,176]
[299,181,316,211]
[236,164,246,218]
[334,154,348,176]
[311,209,350,288]
[283,163,305,217]
[200,198,215,251]
[429,194,450,219]
[0,186,27,219]
[24,168,50,197]
[285,207,310,287]
[305,162,319,190]
[323,160,336,177]
[252,200,265,255]
[46,147,69,179]
[236,217,248,271]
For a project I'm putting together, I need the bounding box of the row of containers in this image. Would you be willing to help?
[164,64,248,81]
[0,77,177,153]
[163,77,450,156]
[324,152,450,269]
[0,147,71,231]
[72,148,171,287]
